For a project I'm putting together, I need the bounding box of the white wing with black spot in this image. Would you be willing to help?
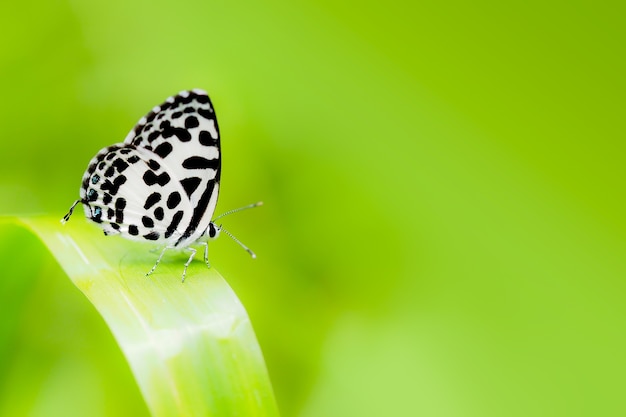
[79,89,221,248]
[80,146,193,244]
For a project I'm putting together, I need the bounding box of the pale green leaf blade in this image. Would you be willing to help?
[15,215,279,417]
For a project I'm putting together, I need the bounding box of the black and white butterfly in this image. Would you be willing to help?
[62,89,260,281]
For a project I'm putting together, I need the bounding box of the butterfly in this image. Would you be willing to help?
[62,89,261,282]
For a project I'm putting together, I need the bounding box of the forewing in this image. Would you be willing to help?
[81,146,193,244]
[122,89,221,246]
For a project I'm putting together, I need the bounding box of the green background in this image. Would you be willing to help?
[1,1,625,416]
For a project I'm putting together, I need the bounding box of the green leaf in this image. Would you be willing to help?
[3,215,279,417]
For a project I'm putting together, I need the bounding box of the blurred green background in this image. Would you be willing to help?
[1,0,625,416]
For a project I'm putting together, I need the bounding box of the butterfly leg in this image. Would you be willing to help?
[146,246,170,277]
[181,247,197,283]
[198,242,211,268]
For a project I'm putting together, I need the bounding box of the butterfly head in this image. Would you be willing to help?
[204,222,221,240]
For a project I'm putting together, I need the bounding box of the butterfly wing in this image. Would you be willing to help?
[80,145,194,244]
[80,89,221,248]
[124,89,221,247]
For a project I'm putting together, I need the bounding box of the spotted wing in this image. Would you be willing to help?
[121,89,221,247]
[80,145,194,245]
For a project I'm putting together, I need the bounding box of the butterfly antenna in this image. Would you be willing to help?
[213,201,263,222]
[219,226,256,259]
[61,200,82,224]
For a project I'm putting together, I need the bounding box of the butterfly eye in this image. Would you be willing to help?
[207,223,218,238]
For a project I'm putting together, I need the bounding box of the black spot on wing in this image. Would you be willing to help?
[165,210,184,239]
[113,158,129,173]
[148,130,161,142]
[198,108,213,119]
[143,171,171,186]
[161,128,173,139]
[87,189,98,202]
[167,191,181,209]
[185,116,199,128]
[128,225,139,236]
[142,216,154,228]
[101,175,127,195]
[180,177,201,197]
[148,159,160,170]
[174,127,191,142]
[92,207,103,223]
[115,198,126,224]
[154,207,164,221]
[154,142,173,158]
[196,94,209,104]
[143,231,160,240]
[145,111,157,124]
[182,156,219,170]
[116,198,126,209]
[144,192,161,209]
[198,130,218,146]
